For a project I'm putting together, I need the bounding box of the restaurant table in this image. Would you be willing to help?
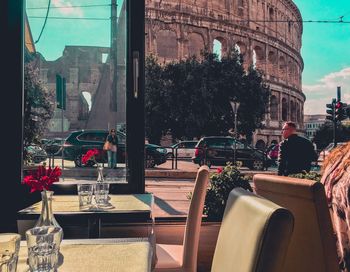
[17,237,153,272]
[17,194,154,238]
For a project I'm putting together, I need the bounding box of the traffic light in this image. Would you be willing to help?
[326,99,336,122]
[335,101,348,121]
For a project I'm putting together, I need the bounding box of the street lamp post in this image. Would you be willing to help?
[230,100,240,166]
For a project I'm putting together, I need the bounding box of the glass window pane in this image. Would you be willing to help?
[25,0,127,183]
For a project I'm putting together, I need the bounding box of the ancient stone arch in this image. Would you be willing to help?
[282,98,288,121]
[279,55,286,81]
[255,139,266,150]
[155,29,178,60]
[212,36,228,57]
[145,0,304,145]
[78,91,90,120]
[268,50,277,76]
[270,95,278,120]
[290,100,296,122]
[296,103,301,123]
[253,45,265,69]
[186,32,206,58]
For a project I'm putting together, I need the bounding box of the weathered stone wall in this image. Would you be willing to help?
[36,46,110,133]
[145,0,304,148]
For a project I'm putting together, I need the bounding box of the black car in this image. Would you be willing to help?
[43,138,65,156]
[62,129,167,168]
[192,136,271,170]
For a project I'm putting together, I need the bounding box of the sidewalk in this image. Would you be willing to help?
[59,160,278,219]
[146,160,277,219]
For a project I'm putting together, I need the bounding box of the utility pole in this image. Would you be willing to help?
[110,0,118,113]
[230,100,240,166]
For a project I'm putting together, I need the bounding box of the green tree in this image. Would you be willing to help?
[145,48,270,144]
[238,66,270,142]
[24,62,54,148]
[145,55,169,143]
[313,122,350,150]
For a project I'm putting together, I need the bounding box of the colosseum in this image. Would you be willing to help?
[145,0,305,148]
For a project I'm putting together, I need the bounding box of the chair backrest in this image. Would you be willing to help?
[253,174,339,272]
[211,187,294,272]
[182,165,210,272]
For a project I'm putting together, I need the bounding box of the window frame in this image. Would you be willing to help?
[1,0,146,232]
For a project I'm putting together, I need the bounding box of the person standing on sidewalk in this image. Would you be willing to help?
[278,121,317,176]
[106,129,118,169]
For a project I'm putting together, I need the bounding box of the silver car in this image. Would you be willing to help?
[166,141,198,159]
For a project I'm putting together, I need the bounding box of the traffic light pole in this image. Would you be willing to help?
[333,119,337,148]
[326,98,337,148]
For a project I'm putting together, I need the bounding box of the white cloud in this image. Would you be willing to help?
[303,67,350,114]
[52,0,83,17]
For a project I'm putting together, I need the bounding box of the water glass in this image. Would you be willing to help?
[77,184,94,208]
[94,182,110,206]
[0,233,20,272]
[26,226,63,272]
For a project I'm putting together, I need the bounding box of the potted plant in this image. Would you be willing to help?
[288,171,321,182]
[204,163,253,221]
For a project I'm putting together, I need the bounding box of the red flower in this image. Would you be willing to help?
[82,149,100,165]
[23,166,62,193]
[217,167,223,174]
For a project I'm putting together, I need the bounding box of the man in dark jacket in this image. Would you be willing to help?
[278,121,318,176]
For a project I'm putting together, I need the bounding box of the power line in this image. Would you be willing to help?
[29,16,109,21]
[27,4,110,10]
[28,16,350,23]
[34,0,51,44]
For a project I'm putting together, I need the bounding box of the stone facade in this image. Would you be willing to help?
[34,46,113,136]
[145,0,304,148]
[304,114,327,141]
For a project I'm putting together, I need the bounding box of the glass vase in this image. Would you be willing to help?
[96,164,105,182]
[34,190,63,241]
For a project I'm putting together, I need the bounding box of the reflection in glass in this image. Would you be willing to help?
[25,0,127,183]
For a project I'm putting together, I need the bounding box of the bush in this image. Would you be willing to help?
[288,171,321,182]
[203,163,253,221]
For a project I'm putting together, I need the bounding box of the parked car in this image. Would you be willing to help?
[192,136,271,170]
[25,145,47,164]
[318,142,347,164]
[165,140,198,159]
[43,138,65,156]
[62,129,167,168]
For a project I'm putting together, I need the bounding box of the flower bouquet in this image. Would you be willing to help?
[82,149,105,182]
[22,165,63,233]
[22,165,63,270]
[23,165,61,193]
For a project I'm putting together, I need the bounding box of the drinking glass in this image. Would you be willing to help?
[26,226,63,272]
[0,233,20,272]
[94,182,110,206]
[77,184,94,208]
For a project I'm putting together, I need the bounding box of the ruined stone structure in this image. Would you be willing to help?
[145,0,304,148]
[35,46,123,137]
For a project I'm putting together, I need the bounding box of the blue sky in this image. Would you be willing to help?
[293,0,350,114]
[27,0,350,114]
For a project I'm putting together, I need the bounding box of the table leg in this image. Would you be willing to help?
[88,216,101,238]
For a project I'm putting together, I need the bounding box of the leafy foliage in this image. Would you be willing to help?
[288,171,322,182]
[24,62,54,160]
[313,122,350,150]
[145,48,270,144]
[204,163,253,221]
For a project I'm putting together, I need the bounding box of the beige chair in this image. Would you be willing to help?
[253,174,339,272]
[211,187,294,272]
[155,165,210,272]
